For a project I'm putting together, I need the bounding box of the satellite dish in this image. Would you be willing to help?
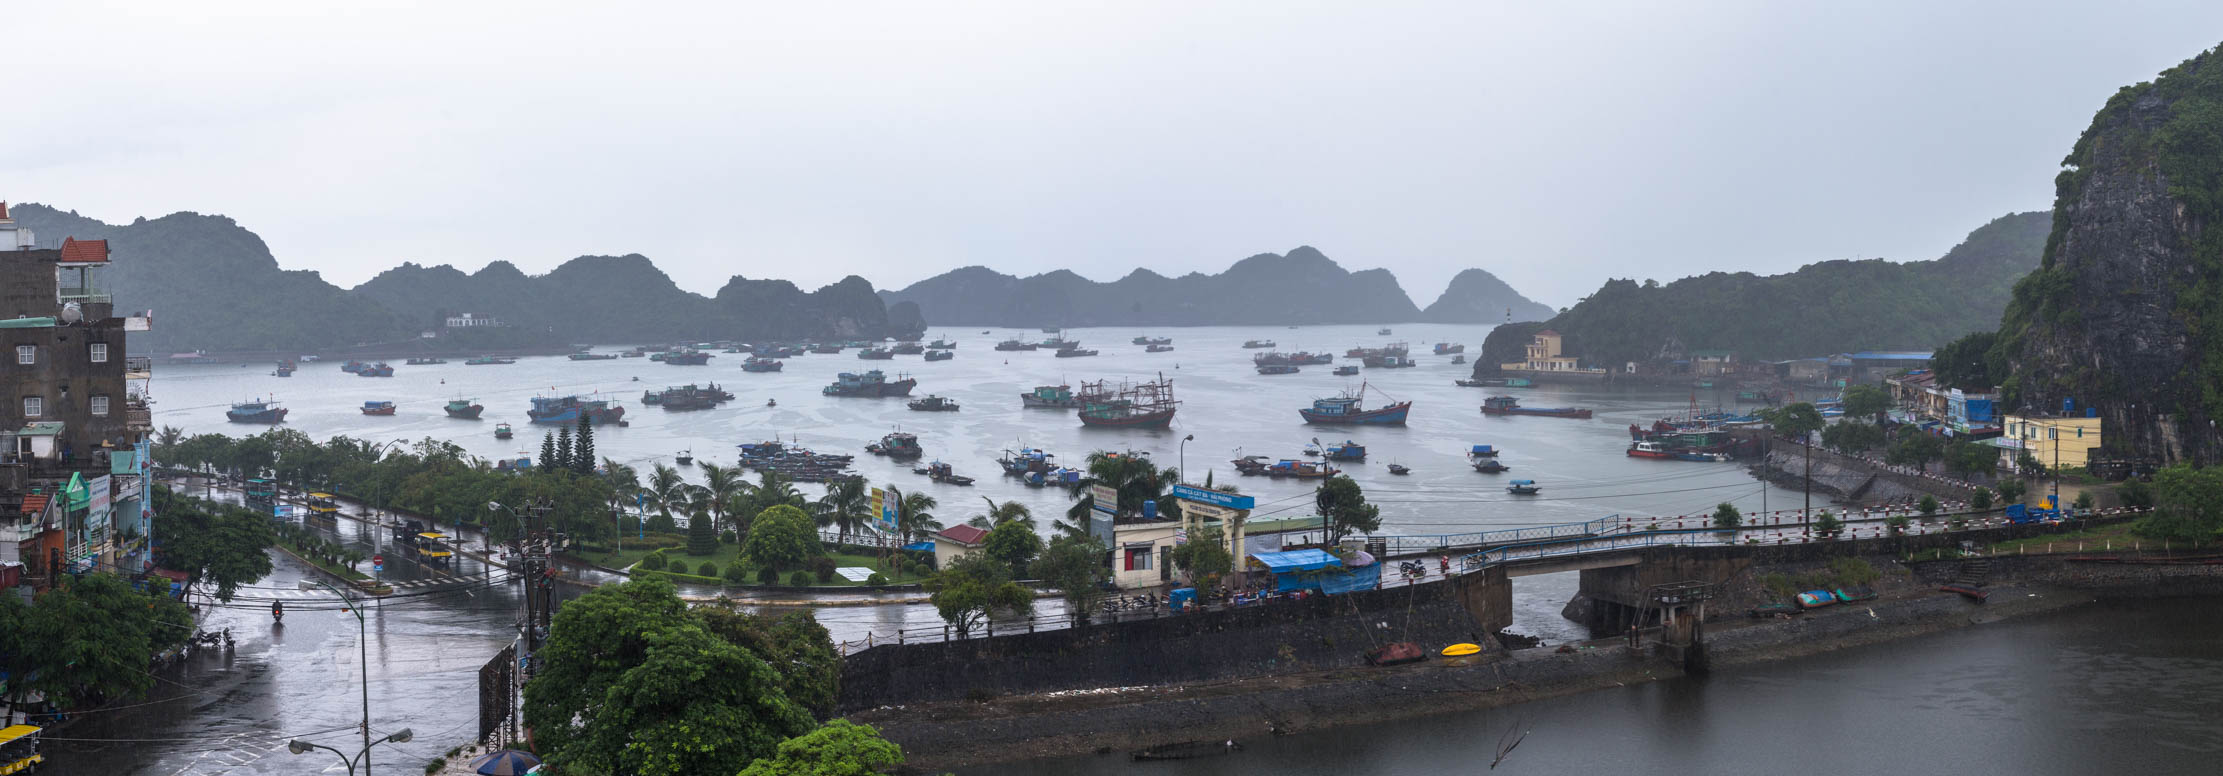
[59,301,82,324]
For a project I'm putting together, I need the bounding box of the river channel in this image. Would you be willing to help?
[967,596,2223,775]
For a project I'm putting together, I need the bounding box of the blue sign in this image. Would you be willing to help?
[1171,484,1255,510]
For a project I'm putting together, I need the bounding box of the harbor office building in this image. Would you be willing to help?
[1500,330,1608,378]
[0,204,155,592]
[1989,413,2104,473]
[1076,484,1258,590]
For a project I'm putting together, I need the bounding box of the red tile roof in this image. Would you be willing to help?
[21,494,49,515]
[60,237,110,263]
[935,524,989,546]
[0,201,8,219]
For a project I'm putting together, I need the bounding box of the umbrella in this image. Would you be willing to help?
[469,750,542,776]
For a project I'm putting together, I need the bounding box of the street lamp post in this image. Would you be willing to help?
[1178,434,1193,485]
[299,579,401,775]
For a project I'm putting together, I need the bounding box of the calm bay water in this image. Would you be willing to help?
[152,323,1810,640]
[967,597,2223,775]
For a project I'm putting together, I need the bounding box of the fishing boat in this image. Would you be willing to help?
[1288,351,1334,365]
[1320,439,1367,461]
[527,394,626,425]
[1145,344,1175,353]
[767,398,776,407]
[1505,479,1541,495]
[465,356,517,366]
[810,343,844,354]
[663,351,712,365]
[928,337,956,349]
[1795,590,1838,609]
[908,395,960,412]
[273,364,295,377]
[1378,328,1393,335]
[741,356,785,372]
[341,360,367,373]
[360,400,397,416]
[1469,444,1499,458]
[1457,378,1506,387]
[1256,364,1299,375]
[494,422,513,440]
[356,362,394,377]
[866,431,924,459]
[1036,335,1075,350]
[676,449,693,466]
[1452,354,1466,365]
[1000,448,1059,476]
[1132,335,1172,346]
[994,338,1039,352]
[1479,395,1593,419]
[1363,354,1416,368]
[568,352,619,361]
[444,398,484,419]
[890,342,925,355]
[1242,339,1275,349]
[1266,458,1337,479]
[1054,347,1099,358]
[822,370,918,397]
[1473,459,1510,473]
[1299,382,1411,425]
[1077,375,1179,428]
[1021,384,1080,409]
[1627,441,1674,459]
[1332,365,1359,376]
[923,349,954,361]
[406,357,448,365]
[226,399,288,424]
[1231,454,1274,475]
[1388,463,1410,475]
[924,460,974,485]
[857,347,895,360]
[1433,342,1466,355]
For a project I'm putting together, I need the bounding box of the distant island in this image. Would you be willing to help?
[7,204,922,354]
[878,246,1553,328]
[1474,210,2052,375]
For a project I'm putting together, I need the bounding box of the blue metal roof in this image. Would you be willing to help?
[1251,549,1343,573]
[1847,351,1933,361]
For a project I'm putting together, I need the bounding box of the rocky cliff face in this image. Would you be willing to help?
[1421,268,1556,323]
[879,246,1476,327]
[1996,45,2223,464]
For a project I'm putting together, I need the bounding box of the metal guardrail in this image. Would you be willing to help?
[1373,513,1624,556]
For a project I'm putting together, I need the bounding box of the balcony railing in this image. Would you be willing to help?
[124,356,152,374]
[126,399,152,430]
[58,287,113,304]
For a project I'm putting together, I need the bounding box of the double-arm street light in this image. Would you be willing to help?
[290,579,407,775]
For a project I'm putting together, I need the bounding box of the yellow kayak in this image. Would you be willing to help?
[1441,643,1482,657]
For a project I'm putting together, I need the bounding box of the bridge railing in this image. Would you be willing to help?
[1373,513,1625,556]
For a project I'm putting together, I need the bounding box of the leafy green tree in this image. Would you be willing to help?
[2118,479,2155,509]
[1168,526,1234,584]
[525,578,814,776]
[742,505,821,573]
[1761,403,1825,439]
[1930,330,2002,390]
[1841,384,1893,419]
[1712,502,1742,530]
[14,573,192,711]
[686,509,719,556]
[1887,513,1912,536]
[1998,478,2028,505]
[2140,464,2223,544]
[695,607,842,720]
[739,720,906,776]
[1032,534,1110,620]
[1821,421,1885,454]
[1315,475,1381,543]
[1814,510,1841,537]
[569,415,593,475]
[2074,490,2097,511]
[1888,428,1945,472]
[928,553,1033,634]
[151,487,276,602]
[981,520,1043,578]
[1918,495,1940,518]
[1971,487,1994,511]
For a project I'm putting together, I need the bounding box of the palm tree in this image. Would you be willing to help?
[601,457,640,530]
[155,425,184,469]
[752,470,805,514]
[698,462,746,535]
[813,477,873,546]
[895,487,941,545]
[1064,450,1181,530]
[643,463,689,530]
[968,497,1036,530]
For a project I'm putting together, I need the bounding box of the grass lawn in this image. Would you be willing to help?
[276,538,371,581]
[654,548,930,587]
[581,533,688,571]
[1988,519,2212,555]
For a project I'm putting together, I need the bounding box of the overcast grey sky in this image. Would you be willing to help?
[7,2,2221,307]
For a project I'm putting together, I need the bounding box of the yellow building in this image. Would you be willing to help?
[1997,414,2104,472]
[1501,330,1603,374]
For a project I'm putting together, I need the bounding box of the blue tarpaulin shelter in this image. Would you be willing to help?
[1251,549,1343,573]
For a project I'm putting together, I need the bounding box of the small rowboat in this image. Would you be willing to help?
[1387,463,1410,475]
[1366,641,1428,666]
[1795,589,1838,609]
[1441,642,1483,657]
[1940,583,1989,602]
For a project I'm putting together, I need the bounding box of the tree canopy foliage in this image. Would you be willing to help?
[0,572,192,714]
[2141,463,2223,543]
[928,553,1033,634]
[741,505,820,573]
[1316,475,1381,543]
[151,486,276,602]
[1032,534,1110,619]
[738,720,907,776]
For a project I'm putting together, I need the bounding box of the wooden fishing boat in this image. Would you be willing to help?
[1505,479,1540,495]
[1078,375,1178,428]
[1366,641,1429,666]
[1480,395,1592,419]
[360,400,397,416]
[1300,382,1410,425]
[1795,590,1838,609]
[1387,463,1410,475]
[1939,583,1989,602]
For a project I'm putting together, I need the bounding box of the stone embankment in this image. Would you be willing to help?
[1755,443,1978,504]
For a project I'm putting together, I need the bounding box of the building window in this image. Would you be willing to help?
[90,395,109,416]
[14,345,32,365]
[89,343,108,363]
[1124,547,1153,571]
[22,396,41,417]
